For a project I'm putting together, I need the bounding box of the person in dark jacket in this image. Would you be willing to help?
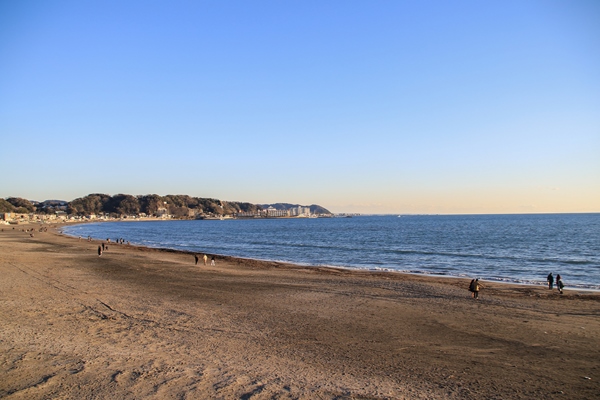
[556,274,564,294]
[469,279,476,298]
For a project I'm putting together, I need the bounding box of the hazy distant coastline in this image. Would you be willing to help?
[1,193,332,223]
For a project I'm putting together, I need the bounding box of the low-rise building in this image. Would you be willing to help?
[264,207,288,217]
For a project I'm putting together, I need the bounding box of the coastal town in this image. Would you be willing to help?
[0,196,346,225]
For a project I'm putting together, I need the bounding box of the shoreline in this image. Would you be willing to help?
[2,224,599,399]
[57,221,600,293]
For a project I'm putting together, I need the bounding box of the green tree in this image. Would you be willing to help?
[170,206,189,218]
[6,197,35,212]
[110,194,140,215]
[0,199,16,213]
[138,194,164,215]
[236,202,261,213]
[68,194,111,215]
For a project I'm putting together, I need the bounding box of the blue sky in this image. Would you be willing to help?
[1,0,598,214]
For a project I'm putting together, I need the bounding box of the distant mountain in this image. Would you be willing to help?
[0,197,68,213]
[259,203,331,215]
[40,200,68,208]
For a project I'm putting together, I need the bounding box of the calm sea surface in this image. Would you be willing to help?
[62,214,600,290]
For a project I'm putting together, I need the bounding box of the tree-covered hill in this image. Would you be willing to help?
[66,194,264,217]
[1,194,331,217]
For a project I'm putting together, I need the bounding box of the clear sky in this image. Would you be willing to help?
[1,0,599,214]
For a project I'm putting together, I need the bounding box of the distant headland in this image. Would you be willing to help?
[0,194,333,223]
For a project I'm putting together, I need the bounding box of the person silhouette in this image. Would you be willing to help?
[472,279,483,299]
[547,273,554,290]
[556,274,564,294]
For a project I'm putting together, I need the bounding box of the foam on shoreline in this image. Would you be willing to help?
[56,222,600,294]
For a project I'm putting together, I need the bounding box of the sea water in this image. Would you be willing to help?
[62,213,600,290]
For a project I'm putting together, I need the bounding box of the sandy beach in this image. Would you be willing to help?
[1,225,599,399]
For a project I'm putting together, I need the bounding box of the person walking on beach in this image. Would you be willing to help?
[211,256,215,266]
[547,273,554,290]
[203,254,208,266]
[471,279,483,299]
[98,245,102,257]
[194,254,199,265]
[556,274,564,294]
[469,279,476,298]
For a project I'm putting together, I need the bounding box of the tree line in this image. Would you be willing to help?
[0,194,263,218]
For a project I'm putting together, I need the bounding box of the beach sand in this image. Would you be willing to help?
[1,225,599,399]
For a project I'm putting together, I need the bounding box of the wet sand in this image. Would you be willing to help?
[1,225,599,399]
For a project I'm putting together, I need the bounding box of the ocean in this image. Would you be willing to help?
[62,213,600,290]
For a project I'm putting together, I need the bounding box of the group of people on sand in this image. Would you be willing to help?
[107,238,130,245]
[195,254,215,266]
[469,273,566,299]
[97,238,131,256]
[96,242,216,266]
[97,240,111,256]
[547,273,565,294]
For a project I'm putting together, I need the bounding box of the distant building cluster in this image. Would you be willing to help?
[236,206,318,219]
[1,212,67,224]
[1,212,128,225]
[1,203,334,225]
[268,205,312,217]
